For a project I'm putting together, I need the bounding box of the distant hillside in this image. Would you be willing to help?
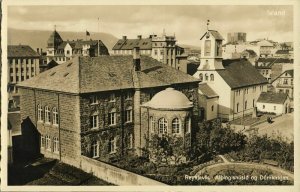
[178,44,201,51]
[7,28,119,52]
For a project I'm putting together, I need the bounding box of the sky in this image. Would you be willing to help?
[7,5,293,46]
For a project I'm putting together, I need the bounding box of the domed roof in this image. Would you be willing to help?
[144,88,193,109]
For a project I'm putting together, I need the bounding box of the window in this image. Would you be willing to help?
[291,79,293,85]
[283,79,288,84]
[53,107,59,125]
[45,106,50,123]
[210,74,214,81]
[38,105,43,121]
[67,50,70,54]
[172,118,181,134]
[91,114,98,129]
[45,135,51,151]
[274,106,276,110]
[109,109,116,125]
[158,118,168,134]
[53,137,59,153]
[211,105,214,111]
[109,93,116,102]
[160,50,164,55]
[90,95,98,104]
[185,117,191,133]
[125,107,132,122]
[150,116,155,133]
[128,134,133,149]
[199,73,203,81]
[92,141,99,158]
[205,73,208,81]
[263,105,265,109]
[253,99,255,107]
[237,103,239,112]
[204,40,211,56]
[245,101,247,110]
[266,70,269,75]
[125,92,132,100]
[108,137,116,153]
[154,50,158,55]
[41,135,45,149]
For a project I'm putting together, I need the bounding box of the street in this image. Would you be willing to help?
[255,112,294,143]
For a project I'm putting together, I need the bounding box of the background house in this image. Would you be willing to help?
[256,92,290,115]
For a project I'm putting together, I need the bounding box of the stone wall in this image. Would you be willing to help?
[78,156,166,185]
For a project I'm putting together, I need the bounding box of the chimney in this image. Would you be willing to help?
[133,47,141,71]
[37,48,40,54]
[137,35,142,40]
[122,36,127,40]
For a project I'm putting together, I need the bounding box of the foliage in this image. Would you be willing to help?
[228,135,294,172]
[144,134,187,166]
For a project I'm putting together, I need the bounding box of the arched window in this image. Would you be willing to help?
[109,108,116,125]
[91,140,99,158]
[172,118,181,134]
[45,135,51,151]
[199,73,203,81]
[53,107,59,125]
[125,106,132,122]
[38,104,43,121]
[158,118,168,134]
[53,137,59,153]
[205,73,208,81]
[150,116,155,133]
[211,105,214,111]
[45,106,50,123]
[210,74,214,81]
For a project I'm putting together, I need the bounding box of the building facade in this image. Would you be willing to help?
[257,92,290,115]
[18,50,199,166]
[46,30,109,64]
[271,69,294,99]
[227,32,247,44]
[8,45,40,109]
[112,34,187,71]
[193,30,268,121]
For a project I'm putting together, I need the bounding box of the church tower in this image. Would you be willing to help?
[194,21,225,83]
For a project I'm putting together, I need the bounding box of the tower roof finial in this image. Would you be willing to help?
[207,19,210,31]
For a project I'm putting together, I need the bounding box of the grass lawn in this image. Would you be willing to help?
[8,157,114,186]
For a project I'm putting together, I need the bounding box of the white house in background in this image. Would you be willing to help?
[193,29,268,121]
[271,69,294,99]
[257,92,290,115]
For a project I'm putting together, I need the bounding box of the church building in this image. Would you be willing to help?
[193,29,268,121]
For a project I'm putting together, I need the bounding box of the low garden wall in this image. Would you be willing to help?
[76,156,166,186]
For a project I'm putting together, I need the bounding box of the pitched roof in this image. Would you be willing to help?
[8,45,40,58]
[112,38,152,50]
[200,30,224,40]
[217,59,268,89]
[257,92,288,104]
[199,83,218,98]
[242,49,257,57]
[271,69,294,83]
[18,55,199,94]
[275,50,289,54]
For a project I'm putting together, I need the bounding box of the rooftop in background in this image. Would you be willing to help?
[18,55,199,94]
[242,49,257,57]
[199,83,219,98]
[218,59,268,89]
[257,92,289,104]
[275,50,290,54]
[8,45,40,58]
[257,58,293,64]
[112,37,152,50]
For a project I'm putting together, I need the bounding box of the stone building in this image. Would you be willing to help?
[193,29,268,121]
[7,45,40,109]
[112,34,188,72]
[18,48,199,165]
[46,30,109,64]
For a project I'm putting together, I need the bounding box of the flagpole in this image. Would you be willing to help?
[98,18,100,56]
